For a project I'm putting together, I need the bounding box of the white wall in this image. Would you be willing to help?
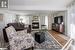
[40,16,45,25]
[66,1,75,50]
[39,16,45,29]
[67,2,75,39]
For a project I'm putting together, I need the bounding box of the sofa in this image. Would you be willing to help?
[7,23,25,31]
[3,23,31,42]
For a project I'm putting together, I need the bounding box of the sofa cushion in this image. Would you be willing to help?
[7,23,25,31]
[6,26,17,40]
[17,29,27,36]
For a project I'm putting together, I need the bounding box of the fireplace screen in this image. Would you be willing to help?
[32,22,39,29]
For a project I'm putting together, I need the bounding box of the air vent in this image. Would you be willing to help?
[0,0,8,8]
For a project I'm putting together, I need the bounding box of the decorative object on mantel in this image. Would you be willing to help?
[33,16,39,20]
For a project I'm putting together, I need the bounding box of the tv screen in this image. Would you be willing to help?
[54,17,58,23]
[54,16,63,24]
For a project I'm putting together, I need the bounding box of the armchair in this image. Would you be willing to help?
[5,26,34,50]
[3,23,31,42]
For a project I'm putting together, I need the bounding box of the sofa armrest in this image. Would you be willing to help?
[3,27,9,42]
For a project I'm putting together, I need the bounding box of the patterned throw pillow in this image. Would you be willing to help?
[6,26,17,40]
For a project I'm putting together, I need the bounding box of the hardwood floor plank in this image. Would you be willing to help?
[48,30,69,47]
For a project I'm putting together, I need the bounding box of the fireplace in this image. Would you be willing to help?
[32,16,39,30]
[32,22,39,29]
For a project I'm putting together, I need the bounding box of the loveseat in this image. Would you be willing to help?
[3,23,31,42]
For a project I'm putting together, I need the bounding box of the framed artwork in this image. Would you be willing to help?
[0,14,3,21]
[0,0,8,8]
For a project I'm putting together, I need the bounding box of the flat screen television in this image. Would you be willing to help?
[54,16,63,24]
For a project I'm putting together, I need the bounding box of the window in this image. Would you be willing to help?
[45,16,48,29]
[19,16,29,24]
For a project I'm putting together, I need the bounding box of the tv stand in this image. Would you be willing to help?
[52,23,59,31]
[52,16,64,33]
[52,23,64,33]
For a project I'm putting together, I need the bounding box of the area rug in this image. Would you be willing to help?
[32,31,62,49]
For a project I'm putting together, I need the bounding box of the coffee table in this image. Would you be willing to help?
[35,32,45,43]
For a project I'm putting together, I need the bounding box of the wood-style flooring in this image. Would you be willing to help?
[48,30,69,47]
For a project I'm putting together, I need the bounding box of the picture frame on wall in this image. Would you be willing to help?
[0,0,8,8]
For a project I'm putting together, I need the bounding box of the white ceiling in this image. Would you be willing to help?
[9,0,73,10]
[9,0,73,6]
[8,0,74,15]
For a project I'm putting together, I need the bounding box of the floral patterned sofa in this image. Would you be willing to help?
[6,26,34,50]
